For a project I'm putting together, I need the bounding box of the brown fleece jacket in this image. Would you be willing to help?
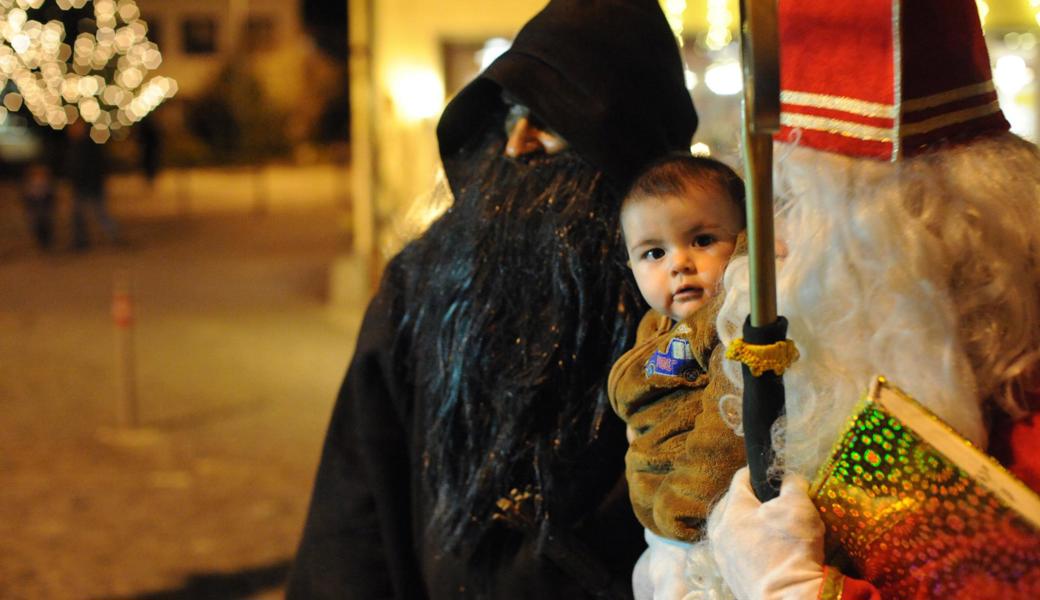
[608,297,746,542]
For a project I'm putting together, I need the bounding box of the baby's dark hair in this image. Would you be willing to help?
[624,153,746,226]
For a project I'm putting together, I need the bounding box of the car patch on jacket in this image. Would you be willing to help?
[645,337,698,381]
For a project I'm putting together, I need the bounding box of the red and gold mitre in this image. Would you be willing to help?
[778,0,1010,160]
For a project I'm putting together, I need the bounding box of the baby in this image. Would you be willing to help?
[608,153,748,575]
[621,154,744,324]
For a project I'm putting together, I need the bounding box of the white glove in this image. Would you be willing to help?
[708,467,825,600]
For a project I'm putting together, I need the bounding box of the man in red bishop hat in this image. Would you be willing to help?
[640,1,1040,599]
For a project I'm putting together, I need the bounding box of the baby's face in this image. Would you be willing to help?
[622,185,742,322]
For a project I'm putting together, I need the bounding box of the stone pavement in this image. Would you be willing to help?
[0,169,366,599]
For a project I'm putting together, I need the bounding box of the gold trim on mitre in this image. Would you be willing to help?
[779,113,893,142]
[901,100,1003,136]
[902,80,996,112]
[778,80,997,124]
[780,91,895,119]
[779,92,1001,148]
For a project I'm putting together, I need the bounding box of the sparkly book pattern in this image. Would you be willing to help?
[809,378,1040,599]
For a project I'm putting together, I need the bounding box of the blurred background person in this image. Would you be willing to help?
[19,161,56,251]
[138,117,162,191]
[64,119,121,250]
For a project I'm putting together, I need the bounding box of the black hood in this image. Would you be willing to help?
[437,0,698,196]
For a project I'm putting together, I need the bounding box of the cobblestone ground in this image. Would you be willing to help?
[0,180,364,600]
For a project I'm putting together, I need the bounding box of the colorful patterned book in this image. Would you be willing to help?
[810,377,1040,599]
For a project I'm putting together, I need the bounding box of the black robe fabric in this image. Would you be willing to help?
[287,1,697,594]
[286,257,645,599]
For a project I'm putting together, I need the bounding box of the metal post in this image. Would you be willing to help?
[112,268,138,428]
[743,132,777,326]
[350,0,380,291]
[739,0,781,327]
[252,164,268,216]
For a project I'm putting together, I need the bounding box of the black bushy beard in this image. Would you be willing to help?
[396,130,643,556]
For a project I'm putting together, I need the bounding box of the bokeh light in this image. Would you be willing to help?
[704,59,742,95]
[994,54,1034,95]
[477,37,510,71]
[705,0,733,51]
[662,0,686,44]
[0,0,176,140]
[388,66,444,122]
[690,142,711,156]
[684,68,698,91]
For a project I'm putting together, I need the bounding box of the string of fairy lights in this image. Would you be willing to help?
[0,0,176,142]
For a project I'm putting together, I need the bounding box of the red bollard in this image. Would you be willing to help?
[112,269,138,428]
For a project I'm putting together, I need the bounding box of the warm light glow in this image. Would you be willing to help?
[478,37,510,71]
[684,68,698,91]
[976,0,989,27]
[388,66,444,122]
[89,123,110,143]
[704,60,742,95]
[79,96,100,121]
[11,32,29,54]
[77,75,99,96]
[690,142,711,156]
[3,92,23,111]
[661,0,686,44]
[994,54,1034,95]
[706,0,733,51]
[0,0,176,139]
[7,8,27,30]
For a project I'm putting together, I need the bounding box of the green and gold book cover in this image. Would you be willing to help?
[810,377,1040,599]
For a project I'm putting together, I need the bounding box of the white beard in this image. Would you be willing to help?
[718,132,1040,477]
[684,131,1040,596]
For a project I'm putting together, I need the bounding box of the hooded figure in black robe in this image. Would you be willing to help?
[287,1,698,598]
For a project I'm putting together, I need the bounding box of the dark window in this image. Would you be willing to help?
[182,16,217,55]
[145,17,161,48]
[442,40,510,98]
[245,15,277,51]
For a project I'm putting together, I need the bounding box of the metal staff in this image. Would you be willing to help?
[728,0,798,502]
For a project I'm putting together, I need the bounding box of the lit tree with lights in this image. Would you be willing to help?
[0,0,176,143]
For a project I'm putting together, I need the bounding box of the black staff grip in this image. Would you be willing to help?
[740,315,789,502]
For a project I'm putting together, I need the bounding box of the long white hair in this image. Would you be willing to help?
[671,132,1040,600]
[718,131,1040,477]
